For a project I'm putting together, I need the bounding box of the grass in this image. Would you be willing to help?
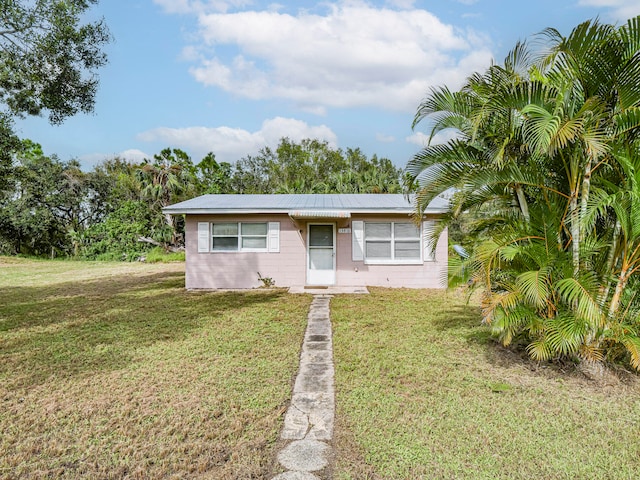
[0,257,311,479]
[331,288,640,480]
[144,246,186,263]
[5,259,640,479]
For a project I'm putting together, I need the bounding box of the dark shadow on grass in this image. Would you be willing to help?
[431,305,560,374]
[429,304,492,344]
[0,270,290,389]
[0,271,184,332]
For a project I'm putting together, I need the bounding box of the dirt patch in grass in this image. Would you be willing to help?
[0,258,310,479]
[331,288,640,480]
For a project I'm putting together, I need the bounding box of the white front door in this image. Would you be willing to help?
[307,223,336,285]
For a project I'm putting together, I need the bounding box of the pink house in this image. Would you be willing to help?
[163,194,448,290]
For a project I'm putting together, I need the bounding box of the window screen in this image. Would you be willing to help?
[211,222,268,251]
[364,222,421,262]
[241,223,268,249]
[212,222,238,250]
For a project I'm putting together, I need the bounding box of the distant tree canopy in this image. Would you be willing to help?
[0,138,404,259]
[230,138,402,194]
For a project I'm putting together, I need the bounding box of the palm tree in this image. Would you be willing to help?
[137,148,197,245]
[407,17,640,372]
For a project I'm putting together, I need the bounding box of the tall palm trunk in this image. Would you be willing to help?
[608,264,629,318]
[579,157,592,244]
[600,221,621,306]
[515,184,530,222]
[570,194,580,275]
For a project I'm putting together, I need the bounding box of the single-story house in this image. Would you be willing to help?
[163,194,448,290]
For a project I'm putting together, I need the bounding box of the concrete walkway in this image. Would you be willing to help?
[272,295,335,480]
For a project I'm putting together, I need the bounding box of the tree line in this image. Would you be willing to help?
[0,137,403,259]
[0,1,405,260]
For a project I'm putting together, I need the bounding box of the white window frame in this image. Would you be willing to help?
[211,222,269,252]
[363,222,422,265]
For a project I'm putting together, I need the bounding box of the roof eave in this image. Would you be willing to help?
[162,207,448,215]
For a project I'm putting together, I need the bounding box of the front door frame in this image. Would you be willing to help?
[306,222,336,285]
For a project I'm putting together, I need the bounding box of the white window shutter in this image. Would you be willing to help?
[268,222,280,252]
[352,221,364,261]
[423,220,436,261]
[197,222,210,253]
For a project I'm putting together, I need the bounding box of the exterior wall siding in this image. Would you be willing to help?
[335,215,447,288]
[185,215,306,289]
[185,213,447,289]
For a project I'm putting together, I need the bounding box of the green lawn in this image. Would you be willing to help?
[331,288,640,480]
[0,258,310,479]
[4,260,640,479]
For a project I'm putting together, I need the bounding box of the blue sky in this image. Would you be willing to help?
[14,0,640,170]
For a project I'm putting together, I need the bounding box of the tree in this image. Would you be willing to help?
[407,17,640,373]
[196,152,233,194]
[92,156,144,207]
[81,200,153,260]
[0,1,110,232]
[137,148,197,245]
[230,138,402,194]
[0,0,110,124]
[0,114,20,195]
[0,140,109,256]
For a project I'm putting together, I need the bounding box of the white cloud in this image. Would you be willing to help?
[185,2,493,113]
[406,131,429,147]
[406,129,460,147]
[376,132,395,143]
[577,0,640,21]
[137,117,338,162]
[119,149,151,163]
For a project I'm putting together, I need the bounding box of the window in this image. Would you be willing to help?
[240,222,268,249]
[211,222,268,251]
[212,222,239,251]
[364,222,421,263]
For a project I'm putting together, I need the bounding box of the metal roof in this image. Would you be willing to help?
[163,194,448,215]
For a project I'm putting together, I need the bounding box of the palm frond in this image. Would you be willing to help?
[620,335,640,370]
[556,276,605,328]
[521,103,561,154]
[578,342,605,363]
[619,16,640,60]
[526,338,554,361]
[615,49,640,110]
[490,303,536,345]
[503,40,533,79]
[614,107,640,136]
[545,314,587,356]
[487,289,522,315]
[516,268,551,309]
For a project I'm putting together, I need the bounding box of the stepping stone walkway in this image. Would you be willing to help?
[272,295,335,480]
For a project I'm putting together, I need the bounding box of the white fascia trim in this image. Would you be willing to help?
[163,208,448,215]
